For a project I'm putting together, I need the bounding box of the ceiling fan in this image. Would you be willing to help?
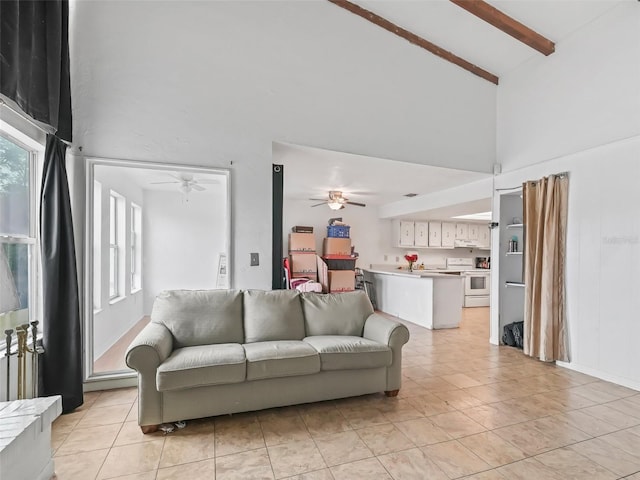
[309,191,366,210]
[150,173,218,194]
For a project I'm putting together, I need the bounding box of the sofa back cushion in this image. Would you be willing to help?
[243,290,305,343]
[151,290,243,348]
[301,291,374,337]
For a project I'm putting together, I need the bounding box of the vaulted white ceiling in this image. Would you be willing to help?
[356,0,622,79]
[71,1,629,228]
[269,0,625,215]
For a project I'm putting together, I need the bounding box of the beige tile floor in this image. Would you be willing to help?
[51,307,640,479]
[93,316,150,374]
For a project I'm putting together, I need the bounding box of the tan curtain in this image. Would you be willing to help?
[523,174,569,362]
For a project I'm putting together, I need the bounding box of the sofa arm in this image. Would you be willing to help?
[363,313,410,348]
[125,322,173,428]
[125,322,173,371]
[363,313,409,393]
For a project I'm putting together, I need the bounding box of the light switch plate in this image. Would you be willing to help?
[250,253,259,266]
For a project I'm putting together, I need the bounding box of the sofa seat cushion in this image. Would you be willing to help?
[156,343,246,391]
[303,336,392,371]
[243,341,320,381]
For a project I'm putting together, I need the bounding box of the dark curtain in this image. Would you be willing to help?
[40,134,82,413]
[0,0,72,142]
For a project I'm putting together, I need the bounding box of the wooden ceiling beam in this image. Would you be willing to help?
[450,0,555,56]
[328,0,499,85]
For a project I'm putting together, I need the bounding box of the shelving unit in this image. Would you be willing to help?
[498,192,525,342]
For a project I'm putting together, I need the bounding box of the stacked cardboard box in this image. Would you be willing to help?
[322,233,355,293]
[289,232,317,281]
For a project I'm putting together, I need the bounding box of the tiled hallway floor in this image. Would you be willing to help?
[51,308,640,479]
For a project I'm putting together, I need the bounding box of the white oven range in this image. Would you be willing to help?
[445,258,491,307]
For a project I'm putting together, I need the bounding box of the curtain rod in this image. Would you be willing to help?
[0,97,52,135]
[495,171,568,192]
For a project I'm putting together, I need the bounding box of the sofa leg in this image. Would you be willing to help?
[140,424,160,434]
[385,389,399,397]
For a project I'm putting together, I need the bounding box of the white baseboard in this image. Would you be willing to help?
[556,361,640,393]
[83,375,137,392]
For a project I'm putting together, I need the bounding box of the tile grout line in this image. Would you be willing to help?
[256,414,278,480]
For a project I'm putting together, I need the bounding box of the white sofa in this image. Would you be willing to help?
[126,289,410,432]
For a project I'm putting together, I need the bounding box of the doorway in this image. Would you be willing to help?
[85,159,230,382]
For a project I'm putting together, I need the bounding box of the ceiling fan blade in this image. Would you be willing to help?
[310,202,326,207]
[150,181,180,184]
[195,179,219,184]
[346,201,366,207]
[308,198,327,201]
[191,184,206,191]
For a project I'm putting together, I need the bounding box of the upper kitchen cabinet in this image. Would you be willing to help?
[468,224,479,241]
[428,222,441,247]
[441,222,456,248]
[414,222,429,247]
[393,220,491,249]
[455,223,469,240]
[399,221,415,246]
[477,225,491,249]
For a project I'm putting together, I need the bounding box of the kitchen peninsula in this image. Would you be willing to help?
[364,268,464,330]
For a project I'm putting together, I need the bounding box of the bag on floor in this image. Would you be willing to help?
[502,321,524,349]
[511,321,524,349]
[502,323,516,347]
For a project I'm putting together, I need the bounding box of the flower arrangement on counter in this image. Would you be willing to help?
[404,254,418,271]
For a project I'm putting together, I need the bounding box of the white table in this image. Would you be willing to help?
[0,396,62,480]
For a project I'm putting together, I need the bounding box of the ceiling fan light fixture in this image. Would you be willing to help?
[327,201,343,210]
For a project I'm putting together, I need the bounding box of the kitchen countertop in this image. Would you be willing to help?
[363,267,465,278]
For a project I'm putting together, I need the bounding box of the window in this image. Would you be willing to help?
[108,191,125,300]
[109,193,117,298]
[0,133,38,342]
[130,203,142,291]
[93,181,102,310]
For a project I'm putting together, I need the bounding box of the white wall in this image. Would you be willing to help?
[497,2,640,173]
[92,168,144,359]
[70,0,496,291]
[143,189,228,312]
[492,3,640,390]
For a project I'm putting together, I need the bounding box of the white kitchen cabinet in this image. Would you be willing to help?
[414,222,428,247]
[399,221,415,246]
[478,225,491,249]
[428,222,442,247]
[468,224,479,241]
[441,222,456,248]
[455,223,468,240]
